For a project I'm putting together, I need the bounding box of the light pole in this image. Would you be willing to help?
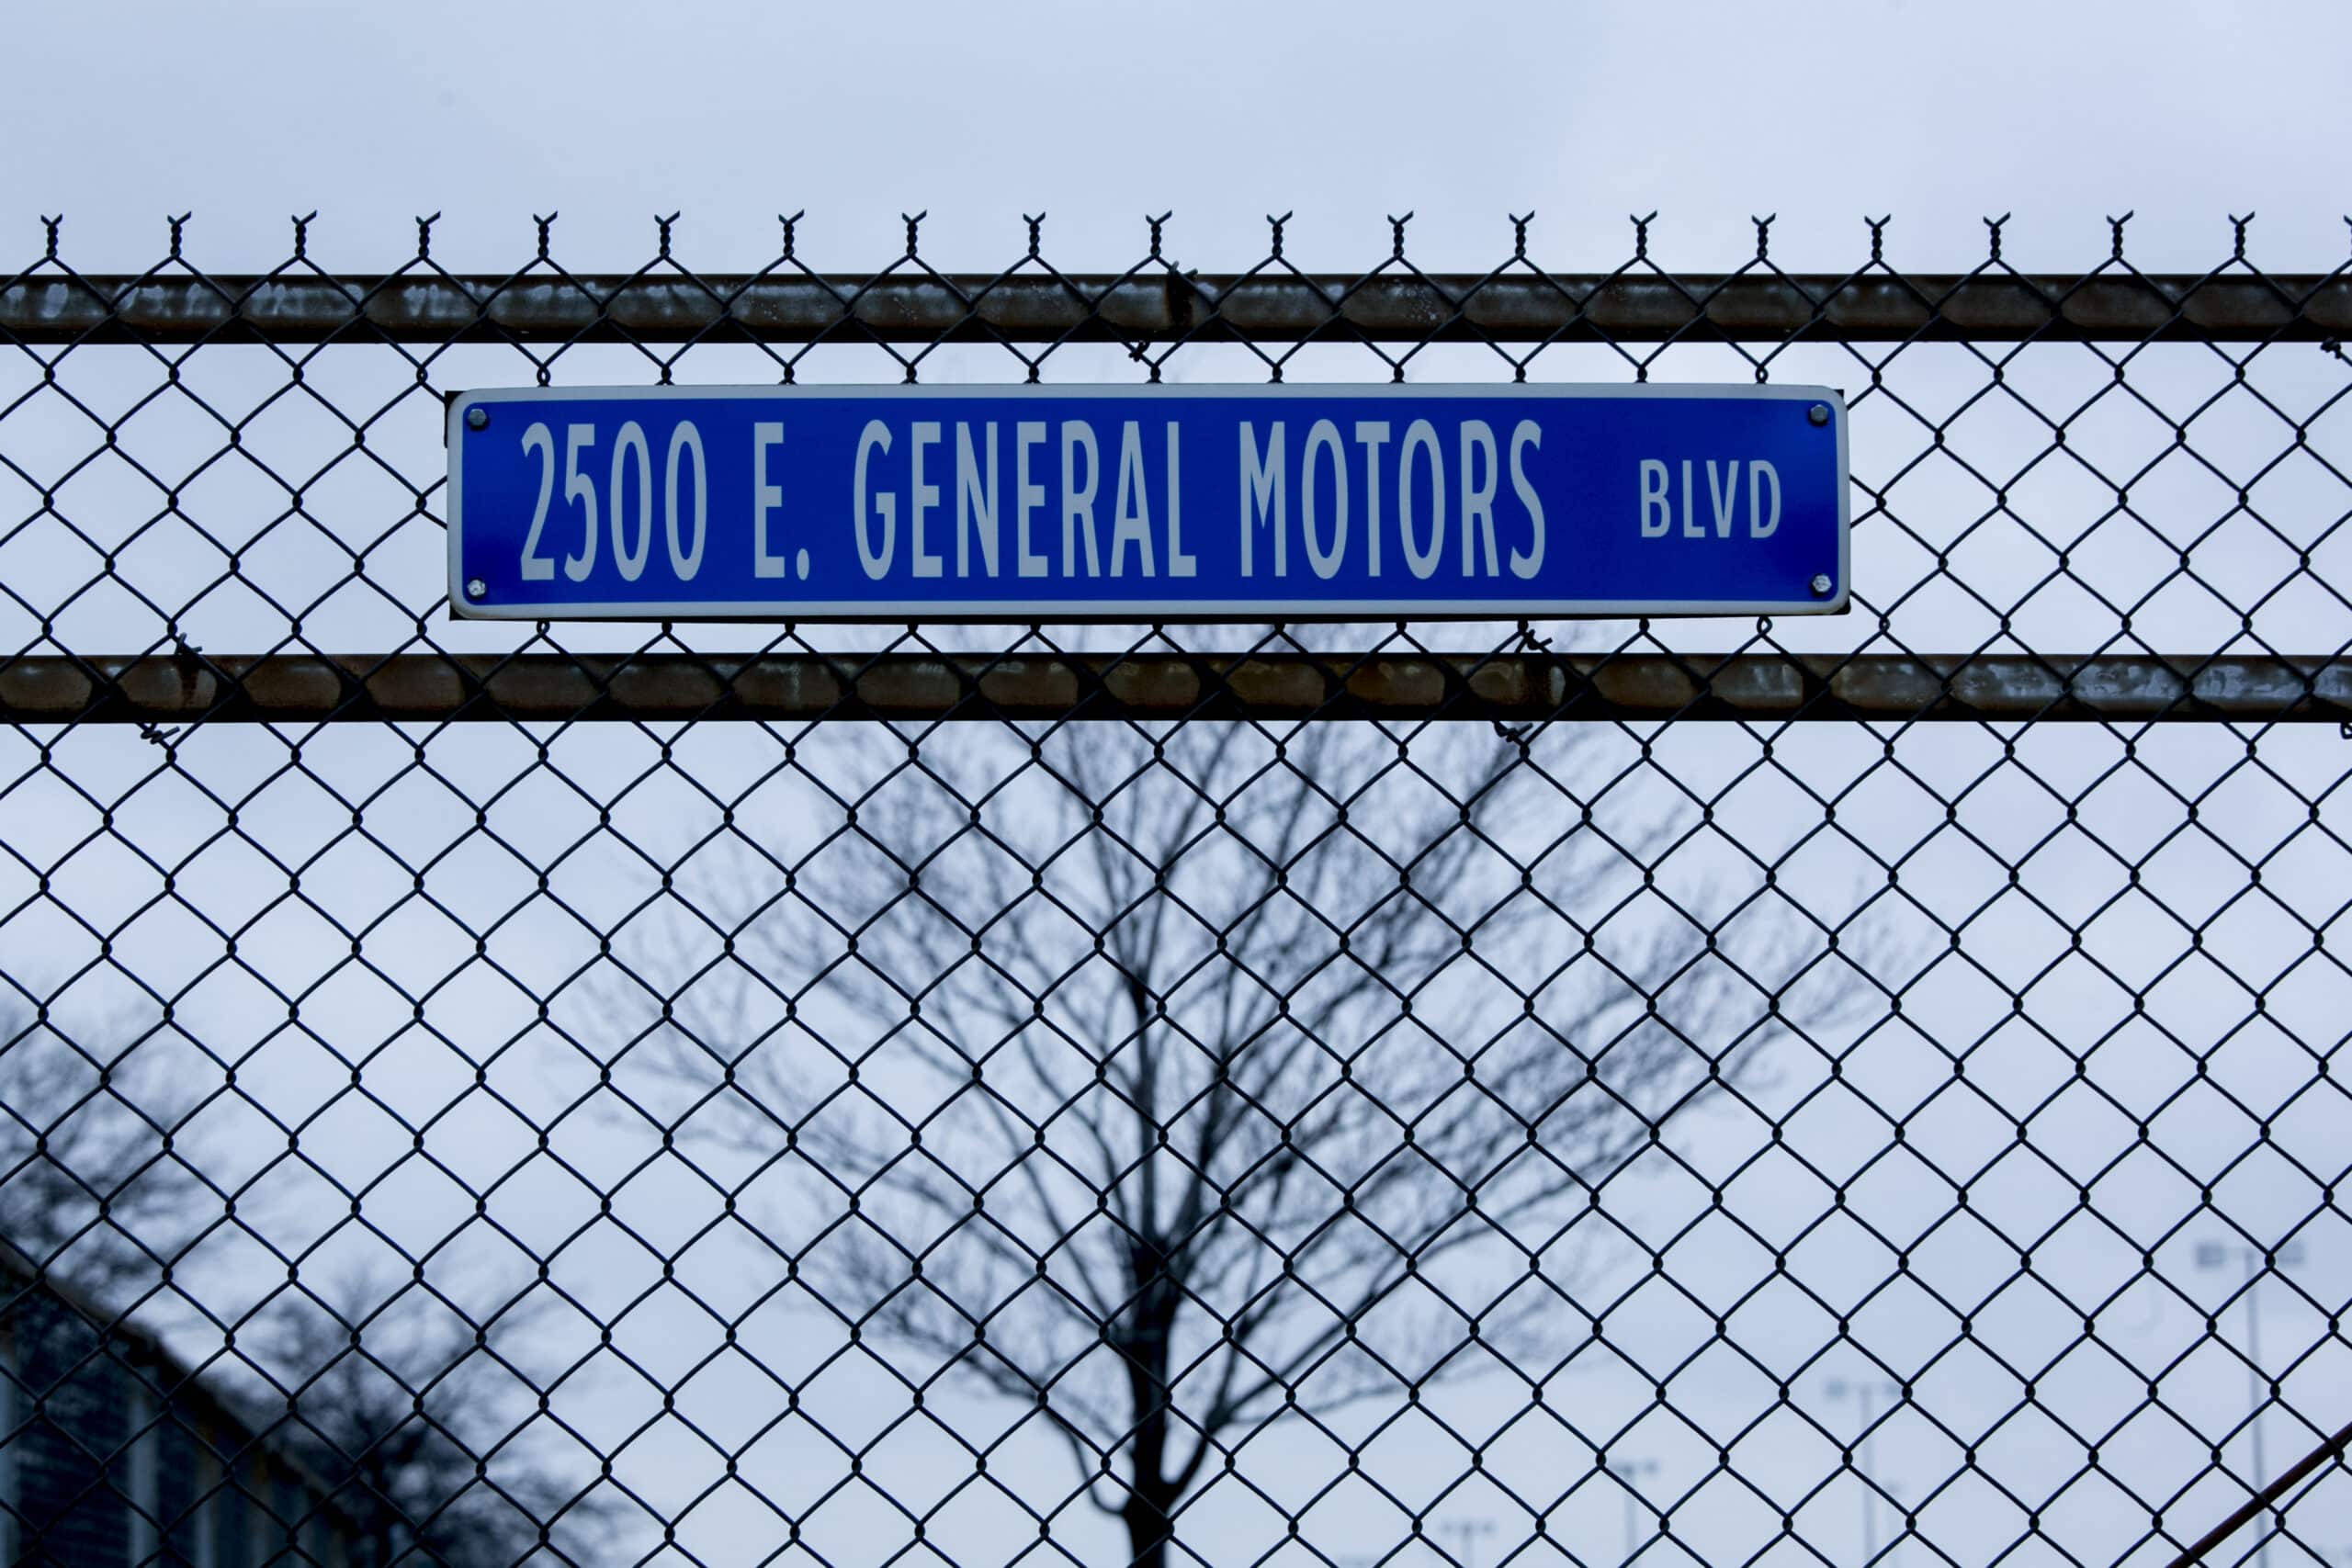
[1608,1458,1660,1564]
[2194,1238,2305,1568]
[1432,1517,1497,1568]
[1825,1377,1903,1565]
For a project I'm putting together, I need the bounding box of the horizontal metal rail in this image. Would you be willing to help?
[6,652,2346,726]
[4,272,2346,345]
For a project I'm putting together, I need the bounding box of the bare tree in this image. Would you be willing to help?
[639,708,1834,1568]
[250,1273,617,1568]
[2,1006,616,1567]
[0,1006,209,1309]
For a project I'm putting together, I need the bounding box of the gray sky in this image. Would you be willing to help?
[3,6,2348,1567]
[5,0,2348,273]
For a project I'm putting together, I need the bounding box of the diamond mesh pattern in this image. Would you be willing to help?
[0,214,2347,1568]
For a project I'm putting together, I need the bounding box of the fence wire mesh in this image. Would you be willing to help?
[0,215,2348,1568]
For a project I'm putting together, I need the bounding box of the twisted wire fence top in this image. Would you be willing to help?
[0,213,2346,1568]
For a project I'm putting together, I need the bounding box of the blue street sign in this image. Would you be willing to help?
[447,385,1848,621]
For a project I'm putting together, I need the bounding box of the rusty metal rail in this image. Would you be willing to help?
[6,272,2347,345]
[6,652,2346,726]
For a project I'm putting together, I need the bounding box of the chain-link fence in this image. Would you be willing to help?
[2,214,2347,1568]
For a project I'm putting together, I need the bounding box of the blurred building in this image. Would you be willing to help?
[1,1256,363,1567]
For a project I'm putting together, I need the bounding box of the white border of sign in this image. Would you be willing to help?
[447,383,1849,621]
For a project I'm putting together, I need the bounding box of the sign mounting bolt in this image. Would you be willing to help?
[466,406,489,431]
[1810,574,1834,596]
[465,577,487,600]
[1808,403,1830,426]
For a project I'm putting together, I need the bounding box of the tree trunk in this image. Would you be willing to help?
[1120,1478,1182,1568]
[1116,1246,1183,1568]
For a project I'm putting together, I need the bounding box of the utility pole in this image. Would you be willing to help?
[1608,1458,1660,1565]
[1825,1377,1903,1565]
[2194,1238,2305,1568]
[1433,1517,1497,1568]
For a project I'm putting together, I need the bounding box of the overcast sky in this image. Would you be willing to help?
[3,7,2347,1567]
[5,0,2349,274]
